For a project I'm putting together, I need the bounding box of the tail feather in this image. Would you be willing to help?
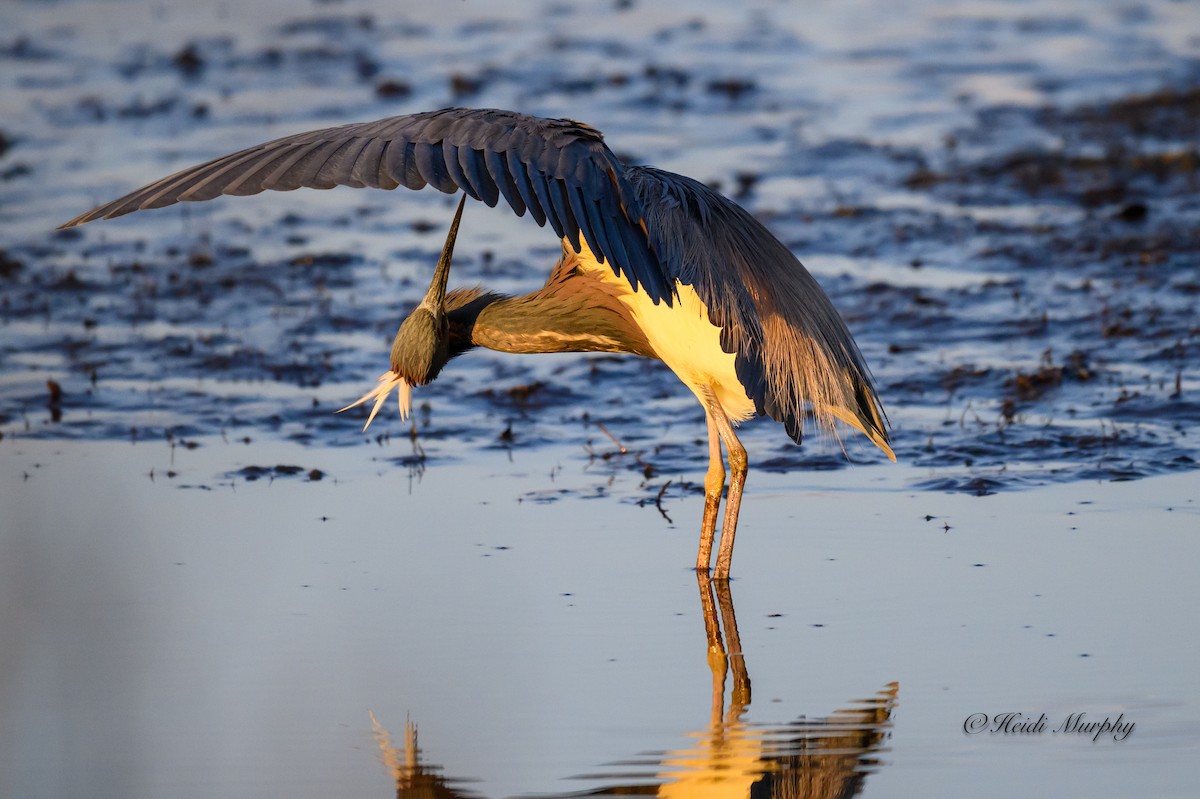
[829,386,895,462]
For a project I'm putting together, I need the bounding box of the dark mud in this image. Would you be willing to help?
[1,0,1196,500]
[873,86,1200,490]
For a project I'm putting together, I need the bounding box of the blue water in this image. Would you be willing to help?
[2,0,1199,796]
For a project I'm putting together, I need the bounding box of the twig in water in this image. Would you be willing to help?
[655,480,673,524]
[595,421,627,454]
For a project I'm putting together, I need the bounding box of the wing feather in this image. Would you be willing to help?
[382,139,425,191]
[550,179,581,252]
[262,140,330,190]
[413,140,456,193]
[575,188,610,267]
[523,160,558,237]
[627,166,893,458]
[439,141,474,199]
[506,147,543,225]
[567,183,604,266]
[281,138,350,191]
[485,147,524,216]
[594,193,632,281]
[61,107,671,303]
[352,137,397,190]
[461,147,500,207]
[315,137,372,189]
[139,152,261,209]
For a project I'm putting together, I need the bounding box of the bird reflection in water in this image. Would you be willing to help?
[370,712,481,799]
[371,576,897,798]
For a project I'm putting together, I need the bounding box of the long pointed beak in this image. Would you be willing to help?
[418,193,467,312]
[338,196,468,432]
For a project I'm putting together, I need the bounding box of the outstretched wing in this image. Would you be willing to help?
[60,107,672,303]
[627,166,894,459]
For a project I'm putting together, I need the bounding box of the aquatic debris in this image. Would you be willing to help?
[46,379,62,422]
[374,78,411,98]
[1005,349,1092,402]
[171,43,204,77]
[231,464,326,482]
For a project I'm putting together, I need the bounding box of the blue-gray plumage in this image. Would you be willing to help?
[61,107,894,578]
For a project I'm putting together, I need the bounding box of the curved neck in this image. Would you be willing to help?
[445,284,654,359]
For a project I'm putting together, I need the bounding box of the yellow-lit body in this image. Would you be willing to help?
[575,239,758,426]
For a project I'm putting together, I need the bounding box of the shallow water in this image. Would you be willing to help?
[4,440,1199,797]
[2,0,1199,796]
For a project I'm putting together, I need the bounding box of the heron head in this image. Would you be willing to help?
[339,195,466,429]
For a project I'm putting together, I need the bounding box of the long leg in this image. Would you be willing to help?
[703,392,747,580]
[697,410,725,572]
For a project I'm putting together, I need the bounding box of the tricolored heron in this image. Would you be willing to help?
[61,107,894,578]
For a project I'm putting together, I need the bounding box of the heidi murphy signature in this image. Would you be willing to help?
[964,712,1135,742]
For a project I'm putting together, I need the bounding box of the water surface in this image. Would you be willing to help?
[2,0,1198,796]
